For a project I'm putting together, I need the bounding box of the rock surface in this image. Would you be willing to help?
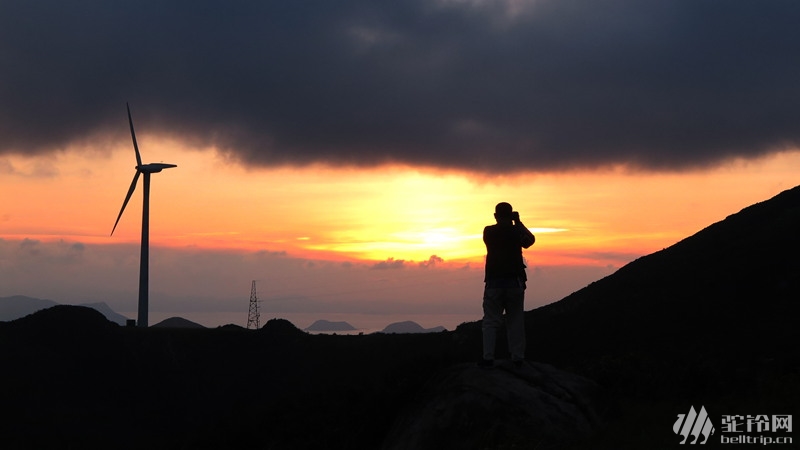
[383,361,608,450]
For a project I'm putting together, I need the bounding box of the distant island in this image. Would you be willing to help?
[381,321,446,334]
[305,319,356,332]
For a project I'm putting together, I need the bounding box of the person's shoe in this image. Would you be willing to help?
[478,358,494,369]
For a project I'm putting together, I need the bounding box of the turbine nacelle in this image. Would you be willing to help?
[137,163,178,173]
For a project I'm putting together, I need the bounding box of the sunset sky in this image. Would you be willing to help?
[2,1,799,330]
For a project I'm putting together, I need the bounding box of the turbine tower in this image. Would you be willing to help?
[111,103,177,328]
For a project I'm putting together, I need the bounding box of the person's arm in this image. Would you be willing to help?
[512,212,535,249]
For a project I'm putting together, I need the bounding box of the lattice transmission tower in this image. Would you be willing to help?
[246,280,261,329]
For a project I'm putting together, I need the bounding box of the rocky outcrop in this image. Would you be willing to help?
[383,361,608,450]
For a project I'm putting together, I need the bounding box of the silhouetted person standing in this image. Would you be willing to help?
[480,202,535,368]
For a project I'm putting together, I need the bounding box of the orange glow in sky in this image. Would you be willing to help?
[3,141,800,329]
[2,139,798,270]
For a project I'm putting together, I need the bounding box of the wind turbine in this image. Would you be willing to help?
[111,103,177,327]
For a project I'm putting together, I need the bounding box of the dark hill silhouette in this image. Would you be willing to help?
[544,183,799,317]
[528,185,799,385]
[0,295,130,324]
[3,304,118,336]
[259,317,306,337]
[152,316,206,329]
[1,186,799,449]
[381,320,446,334]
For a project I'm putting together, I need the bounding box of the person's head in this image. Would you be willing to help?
[494,202,513,223]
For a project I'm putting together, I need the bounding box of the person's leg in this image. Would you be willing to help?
[505,287,526,362]
[482,287,504,361]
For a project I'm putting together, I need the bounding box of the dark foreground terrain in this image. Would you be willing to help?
[2,186,799,449]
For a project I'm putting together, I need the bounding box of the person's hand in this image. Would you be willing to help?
[512,211,520,223]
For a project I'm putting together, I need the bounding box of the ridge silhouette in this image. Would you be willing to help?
[528,184,799,391]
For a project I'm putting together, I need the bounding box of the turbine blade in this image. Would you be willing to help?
[111,171,141,236]
[126,103,143,167]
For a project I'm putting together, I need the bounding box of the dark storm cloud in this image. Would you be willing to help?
[2,0,799,172]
